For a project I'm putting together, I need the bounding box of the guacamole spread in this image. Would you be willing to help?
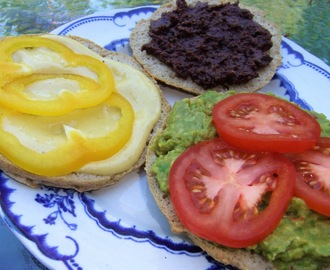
[152,91,235,191]
[151,91,330,270]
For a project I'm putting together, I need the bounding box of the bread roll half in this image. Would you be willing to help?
[130,0,282,95]
[0,35,170,192]
[145,123,276,270]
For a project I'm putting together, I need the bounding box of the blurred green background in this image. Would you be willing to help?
[0,0,329,64]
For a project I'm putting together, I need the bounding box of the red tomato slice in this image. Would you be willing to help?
[169,138,295,248]
[286,137,330,217]
[212,93,321,153]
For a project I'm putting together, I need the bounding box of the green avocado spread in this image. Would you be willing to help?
[151,91,330,270]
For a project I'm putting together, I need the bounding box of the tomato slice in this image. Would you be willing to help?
[169,138,295,248]
[286,137,330,217]
[212,93,321,153]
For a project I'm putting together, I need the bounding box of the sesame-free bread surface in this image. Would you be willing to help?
[130,0,282,95]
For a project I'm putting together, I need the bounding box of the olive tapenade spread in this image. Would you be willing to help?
[142,0,273,89]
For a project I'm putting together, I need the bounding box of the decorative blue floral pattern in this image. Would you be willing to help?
[78,193,236,269]
[0,6,329,270]
[0,174,81,269]
[280,40,330,81]
[35,186,77,230]
[80,192,199,252]
[58,7,157,36]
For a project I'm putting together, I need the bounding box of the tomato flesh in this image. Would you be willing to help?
[212,93,321,153]
[286,137,330,217]
[169,138,295,248]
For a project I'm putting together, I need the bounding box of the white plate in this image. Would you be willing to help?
[0,6,329,270]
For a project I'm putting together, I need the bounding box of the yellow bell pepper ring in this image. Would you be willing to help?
[0,92,135,176]
[0,73,105,116]
[0,35,116,115]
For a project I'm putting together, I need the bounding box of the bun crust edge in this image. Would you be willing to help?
[130,0,282,95]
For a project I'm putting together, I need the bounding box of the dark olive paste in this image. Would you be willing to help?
[142,0,273,89]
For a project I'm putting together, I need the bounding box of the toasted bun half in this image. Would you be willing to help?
[0,35,170,192]
[145,123,276,270]
[130,0,282,95]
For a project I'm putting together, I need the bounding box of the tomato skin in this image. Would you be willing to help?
[169,138,295,248]
[286,137,330,217]
[212,93,321,153]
